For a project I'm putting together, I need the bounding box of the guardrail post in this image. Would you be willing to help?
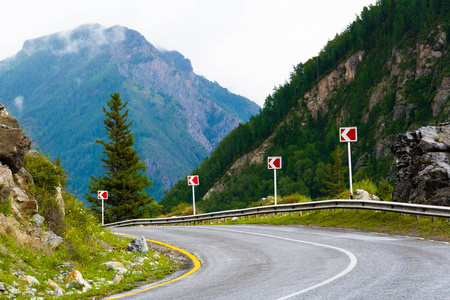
[432,216,435,222]
[416,215,419,221]
[255,214,257,219]
[299,211,302,216]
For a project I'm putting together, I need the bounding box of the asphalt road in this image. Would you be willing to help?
[111,225,450,300]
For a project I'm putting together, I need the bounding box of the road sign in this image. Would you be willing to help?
[98,191,108,200]
[340,127,357,142]
[268,157,282,169]
[188,175,199,186]
[98,191,108,226]
[187,175,199,216]
[339,127,357,198]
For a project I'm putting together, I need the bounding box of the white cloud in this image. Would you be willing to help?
[13,95,24,111]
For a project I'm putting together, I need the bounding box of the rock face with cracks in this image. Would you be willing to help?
[391,124,450,206]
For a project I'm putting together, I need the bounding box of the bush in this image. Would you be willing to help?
[376,181,394,201]
[0,198,12,217]
[354,178,378,195]
[279,193,311,204]
[24,153,68,235]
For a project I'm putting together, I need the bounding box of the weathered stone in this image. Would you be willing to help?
[30,214,45,227]
[48,279,63,291]
[102,261,129,274]
[58,262,76,271]
[126,236,148,253]
[0,103,9,117]
[0,115,32,173]
[391,125,450,206]
[112,274,123,283]
[55,186,65,217]
[0,164,38,217]
[65,270,83,284]
[20,275,40,286]
[42,231,63,248]
[354,189,379,200]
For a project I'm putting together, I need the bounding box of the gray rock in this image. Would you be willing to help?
[0,282,6,292]
[0,114,32,174]
[42,231,63,248]
[391,125,450,206]
[57,262,76,271]
[126,236,148,253]
[30,214,45,227]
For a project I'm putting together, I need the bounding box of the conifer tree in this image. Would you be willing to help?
[320,145,348,197]
[86,93,153,223]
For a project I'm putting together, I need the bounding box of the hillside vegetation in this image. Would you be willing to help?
[162,0,450,212]
[0,152,182,299]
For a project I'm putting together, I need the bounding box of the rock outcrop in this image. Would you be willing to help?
[391,124,450,206]
[0,112,32,174]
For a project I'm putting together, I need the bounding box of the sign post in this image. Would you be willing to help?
[97,191,108,226]
[339,127,357,199]
[187,175,199,215]
[268,157,282,205]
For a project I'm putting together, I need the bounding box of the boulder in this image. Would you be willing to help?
[42,231,63,248]
[30,214,45,227]
[0,165,38,217]
[391,124,450,206]
[126,236,148,253]
[354,189,379,200]
[0,115,32,174]
[20,275,40,286]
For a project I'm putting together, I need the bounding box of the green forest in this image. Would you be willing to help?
[161,0,450,213]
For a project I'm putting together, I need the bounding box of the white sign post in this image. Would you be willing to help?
[339,127,357,199]
[268,157,282,205]
[98,191,108,226]
[187,175,199,215]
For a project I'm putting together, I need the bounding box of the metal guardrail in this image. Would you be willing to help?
[104,200,450,227]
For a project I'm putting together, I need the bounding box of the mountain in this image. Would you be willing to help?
[161,0,449,212]
[0,24,260,202]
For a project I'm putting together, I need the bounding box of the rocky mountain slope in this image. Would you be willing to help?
[161,0,449,212]
[0,105,183,298]
[0,24,259,202]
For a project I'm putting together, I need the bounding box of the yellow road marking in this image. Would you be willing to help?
[105,232,201,299]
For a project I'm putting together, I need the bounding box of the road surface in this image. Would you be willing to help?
[111,225,449,299]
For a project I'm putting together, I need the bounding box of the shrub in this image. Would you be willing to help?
[376,181,394,201]
[354,178,378,195]
[279,193,311,204]
[0,198,12,217]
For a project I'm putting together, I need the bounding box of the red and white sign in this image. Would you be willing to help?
[98,191,108,200]
[188,175,199,186]
[268,157,282,169]
[340,127,357,142]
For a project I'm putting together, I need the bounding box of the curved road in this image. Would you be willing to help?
[112,225,449,299]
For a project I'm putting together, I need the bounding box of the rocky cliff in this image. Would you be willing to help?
[391,124,450,206]
[0,103,38,217]
[199,23,449,207]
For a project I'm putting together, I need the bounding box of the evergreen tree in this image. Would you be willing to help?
[320,145,348,197]
[86,93,153,222]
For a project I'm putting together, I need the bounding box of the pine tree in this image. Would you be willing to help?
[86,93,153,223]
[320,145,348,197]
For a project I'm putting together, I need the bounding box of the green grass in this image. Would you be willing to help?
[225,209,450,241]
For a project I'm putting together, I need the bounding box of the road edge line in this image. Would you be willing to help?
[105,232,201,299]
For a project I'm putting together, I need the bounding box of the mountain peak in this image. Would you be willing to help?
[20,24,128,57]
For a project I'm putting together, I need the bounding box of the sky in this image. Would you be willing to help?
[0,0,377,107]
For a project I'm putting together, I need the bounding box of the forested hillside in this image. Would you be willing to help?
[0,24,259,203]
[161,0,449,212]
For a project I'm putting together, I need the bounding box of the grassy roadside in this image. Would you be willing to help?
[222,209,450,242]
